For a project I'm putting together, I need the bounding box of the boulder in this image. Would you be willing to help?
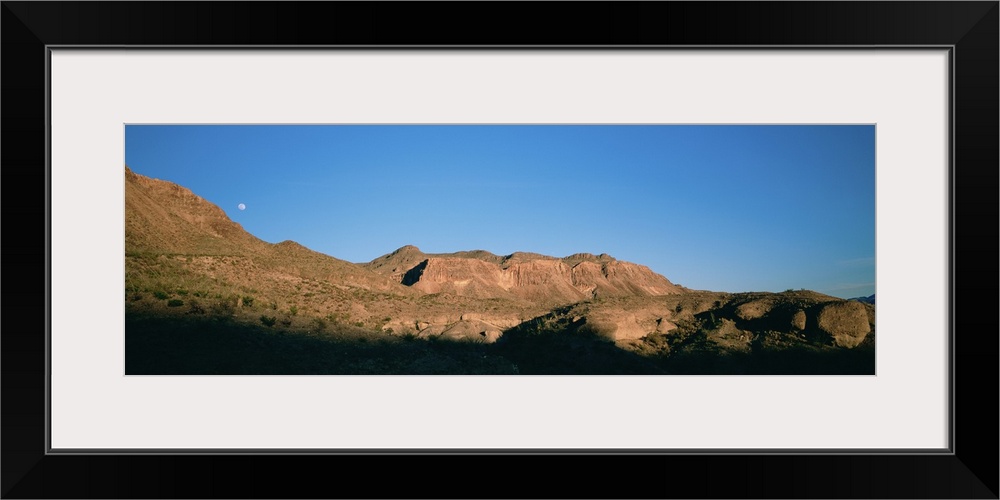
[438,320,504,343]
[735,299,774,320]
[578,313,651,341]
[790,309,807,331]
[816,301,871,348]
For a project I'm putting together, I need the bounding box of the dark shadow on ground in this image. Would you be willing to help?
[125,312,518,375]
[126,311,874,375]
[491,318,670,375]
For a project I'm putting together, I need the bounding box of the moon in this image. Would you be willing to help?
[237,203,246,211]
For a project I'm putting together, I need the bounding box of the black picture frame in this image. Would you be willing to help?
[3,2,997,498]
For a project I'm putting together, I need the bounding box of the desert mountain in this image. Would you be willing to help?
[125,165,266,255]
[125,165,874,375]
[125,165,408,293]
[365,245,686,305]
[124,165,689,340]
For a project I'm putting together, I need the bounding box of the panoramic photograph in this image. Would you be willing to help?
[124,124,875,375]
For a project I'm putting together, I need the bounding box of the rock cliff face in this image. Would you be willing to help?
[367,246,686,305]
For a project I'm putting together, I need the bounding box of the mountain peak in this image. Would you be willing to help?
[125,165,266,255]
[564,252,617,263]
[394,244,422,254]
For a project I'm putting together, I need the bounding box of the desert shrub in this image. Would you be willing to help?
[176,289,189,296]
[167,299,184,307]
[187,300,205,314]
[153,290,170,300]
[289,305,298,316]
[241,296,254,308]
[311,318,327,331]
[260,315,277,327]
[402,333,417,342]
[210,299,235,317]
[280,318,292,327]
[130,293,143,302]
[354,321,364,328]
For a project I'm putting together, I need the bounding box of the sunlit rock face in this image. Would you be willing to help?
[815,301,871,348]
[381,250,685,306]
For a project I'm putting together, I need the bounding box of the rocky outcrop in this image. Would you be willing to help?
[815,301,871,348]
[368,246,685,305]
[790,310,807,331]
[577,313,658,341]
[721,292,873,348]
[436,320,505,342]
[367,245,432,283]
[735,299,773,320]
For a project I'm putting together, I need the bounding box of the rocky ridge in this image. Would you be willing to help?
[125,165,874,361]
[365,245,686,305]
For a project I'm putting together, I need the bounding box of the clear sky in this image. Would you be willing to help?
[125,125,875,299]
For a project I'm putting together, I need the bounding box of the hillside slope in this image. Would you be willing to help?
[125,165,874,374]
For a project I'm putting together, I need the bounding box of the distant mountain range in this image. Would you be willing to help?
[850,294,876,304]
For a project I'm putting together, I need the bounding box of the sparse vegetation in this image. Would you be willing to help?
[188,300,205,314]
[210,299,235,317]
[124,166,874,375]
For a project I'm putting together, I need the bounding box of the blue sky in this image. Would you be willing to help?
[125,125,875,299]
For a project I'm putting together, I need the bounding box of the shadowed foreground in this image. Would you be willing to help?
[126,312,874,375]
